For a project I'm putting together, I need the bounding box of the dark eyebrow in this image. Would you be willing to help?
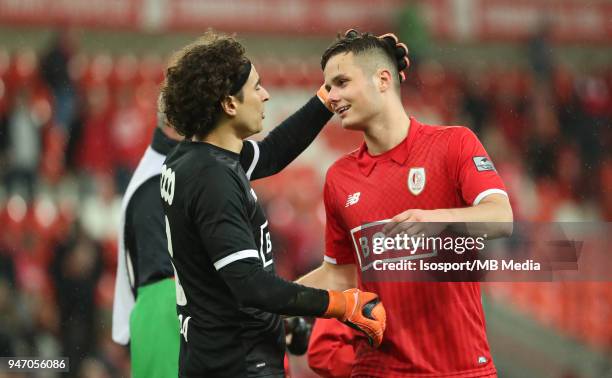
[324,74,348,91]
[332,74,348,84]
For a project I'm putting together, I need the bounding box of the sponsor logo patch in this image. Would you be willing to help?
[473,156,495,172]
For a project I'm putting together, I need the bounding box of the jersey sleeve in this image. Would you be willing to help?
[323,173,355,265]
[448,127,508,206]
[239,96,332,181]
[127,178,174,286]
[191,165,260,269]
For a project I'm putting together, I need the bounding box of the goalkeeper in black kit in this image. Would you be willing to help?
[160,31,397,378]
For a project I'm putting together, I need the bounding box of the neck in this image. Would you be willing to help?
[197,122,243,154]
[160,125,182,141]
[362,99,410,155]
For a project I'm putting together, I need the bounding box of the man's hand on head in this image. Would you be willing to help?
[344,29,410,82]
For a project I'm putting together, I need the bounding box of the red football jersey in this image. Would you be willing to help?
[323,117,507,377]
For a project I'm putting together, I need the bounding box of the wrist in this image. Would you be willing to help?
[316,85,333,112]
[323,290,346,320]
[435,208,455,224]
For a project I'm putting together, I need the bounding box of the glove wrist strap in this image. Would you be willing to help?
[323,290,346,320]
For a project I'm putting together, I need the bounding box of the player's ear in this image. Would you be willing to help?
[376,68,393,93]
[220,96,238,117]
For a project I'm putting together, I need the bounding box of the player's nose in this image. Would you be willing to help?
[260,86,270,102]
[328,86,340,104]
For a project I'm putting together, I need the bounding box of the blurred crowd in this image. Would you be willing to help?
[0,30,610,377]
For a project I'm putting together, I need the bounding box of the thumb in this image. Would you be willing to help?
[316,85,332,112]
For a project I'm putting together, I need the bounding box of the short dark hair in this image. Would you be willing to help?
[161,31,248,140]
[321,31,399,86]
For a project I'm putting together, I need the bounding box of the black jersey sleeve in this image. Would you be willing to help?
[240,96,332,181]
[125,177,174,288]
[191,165,259,266]
[219,258,329,317]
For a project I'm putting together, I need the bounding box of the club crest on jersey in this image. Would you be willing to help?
[407,167,426,196]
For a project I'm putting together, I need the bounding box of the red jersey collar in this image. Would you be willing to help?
[356,116,421,177]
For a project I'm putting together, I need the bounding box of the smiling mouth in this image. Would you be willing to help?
[336,105,350,116]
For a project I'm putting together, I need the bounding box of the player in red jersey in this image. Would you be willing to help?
[298,31,513,377]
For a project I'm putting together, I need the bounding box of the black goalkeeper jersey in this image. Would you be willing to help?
[161,97,333,377]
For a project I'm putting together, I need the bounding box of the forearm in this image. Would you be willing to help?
[442,196,513,238]
[219,259,329,316]
[223,261,384,347]
[296,262,357,292]
[251,96,332,179]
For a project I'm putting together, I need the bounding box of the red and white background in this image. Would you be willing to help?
[1,0,611,42]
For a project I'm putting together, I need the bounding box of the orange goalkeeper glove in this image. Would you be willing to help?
[316,84,332,112]
[323,289,386,347]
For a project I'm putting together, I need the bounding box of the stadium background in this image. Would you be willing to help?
[0,0,610,377]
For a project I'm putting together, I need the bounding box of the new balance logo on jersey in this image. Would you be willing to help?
[345,192,361,207]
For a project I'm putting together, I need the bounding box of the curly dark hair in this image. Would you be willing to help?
[161,31,248,139]
[321,30,398,84]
